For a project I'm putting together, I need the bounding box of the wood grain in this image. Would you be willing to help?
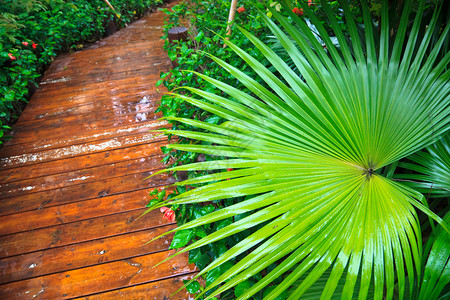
[0,170,174,216]
[0,154,170,199]
[0,141,169,184]
[0,208,171,258]
[0,2,192,298]
[0,250,196,299]
[0,225,176,284]
[77,273,198,299]
[0,186,174,236]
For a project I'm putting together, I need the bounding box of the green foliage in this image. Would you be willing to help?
[395,134,450,198]
[150,0,449,299]
[0,0,165,144]
[156,0,273,167]
[414,212,450,300]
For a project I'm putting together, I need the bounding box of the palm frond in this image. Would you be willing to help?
[395,134,450,198]
[149,0,449,299]
[416,212,450,300]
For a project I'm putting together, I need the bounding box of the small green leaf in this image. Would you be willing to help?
[235,280,253,298]
[161,146,170,154]
[193,204,216,219]
[183,279,201,294]
[263,286,288,300]
[170,229,194,249]
[206,266,222,287]
[195,227,207,238]
[157,189,166,201]
[189,248,202,263]
[195,30,204,42]
[204,114,221,124]
[196,253,211,270]
[168,50,177,60]
[146,199,159,208]
[215,219,232,231]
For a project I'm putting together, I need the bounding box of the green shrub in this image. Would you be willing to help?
[0,0,164,144]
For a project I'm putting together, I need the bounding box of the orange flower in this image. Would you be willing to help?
[8,53,16,61]
[292,7,303,16]
[308,0,313,6]
[22,42,29,46]
[160,207,176,222]
[237,6,245,13]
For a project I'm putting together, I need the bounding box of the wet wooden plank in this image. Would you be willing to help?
[0,171,173,216]
[0,154,167,199]
[0,225,175,284]
[41,48,169,79]
[0,1,185,297]
[21,76,165,107]
[22,80,166,111]
[51,66,168,85]
[0,186,173,236]
[0,208,169,258]
[18,91,163,123]
[2,122,167,154]
[16,94,164,127]
[0,250,196,299]
[39,60,169,86]
[0,141,168,184]
[9,82,166,127]
[35,68,168,96]
[9,102,160,134]
[6,114,163,147]
[0,130,167,169]
[13,86,164,119]
[77,273,197,300]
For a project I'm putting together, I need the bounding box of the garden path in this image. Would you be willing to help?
[0,2,197,299]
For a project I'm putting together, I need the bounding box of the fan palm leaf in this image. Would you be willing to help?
[148,0,449,299]
[395,134,450,198]
[416,212,450,300]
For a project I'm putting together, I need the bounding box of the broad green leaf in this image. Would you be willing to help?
[235,280,253,298]
[184,280,201,294]
[170,229,194,249]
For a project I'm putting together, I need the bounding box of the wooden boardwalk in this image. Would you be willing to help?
[0,3,197,299]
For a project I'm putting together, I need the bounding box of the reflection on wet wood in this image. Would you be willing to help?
[78,273,197,300]
[0,169,174,216]
[0,226,176,284]
[0,250,193,299]
[0,2,196,298]
[0,142,169,184]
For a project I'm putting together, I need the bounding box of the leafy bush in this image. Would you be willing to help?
[0,0,165,144]
[156,0,273,163]
[151,0,449,299]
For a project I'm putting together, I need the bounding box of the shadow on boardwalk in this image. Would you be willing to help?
[0,3,196,299]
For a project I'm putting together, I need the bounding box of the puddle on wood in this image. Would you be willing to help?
[112,94,158,125]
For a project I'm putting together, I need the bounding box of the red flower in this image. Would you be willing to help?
[308,0,314,6]
[32,42,38,49]
[292,7,303,16]
[22,42,29,46]
[8,53,16,61]
[160,207,176,222]
[226,168,233,180]
[237,6,245,13]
